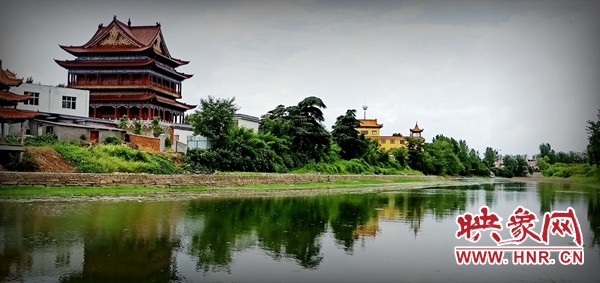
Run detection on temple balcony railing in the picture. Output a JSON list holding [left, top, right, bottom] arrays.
[[69, 80, 181, 97]]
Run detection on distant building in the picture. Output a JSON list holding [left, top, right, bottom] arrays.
[[356, 117, 424, 150]]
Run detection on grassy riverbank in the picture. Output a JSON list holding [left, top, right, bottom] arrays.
[[0, 176, 446, 199]]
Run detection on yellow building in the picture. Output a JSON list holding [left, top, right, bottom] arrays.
[[356, 118, 424, 151]]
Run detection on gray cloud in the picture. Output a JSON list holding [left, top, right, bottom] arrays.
[[1, 0, 598, 155]]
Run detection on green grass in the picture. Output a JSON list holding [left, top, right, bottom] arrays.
[[52, 143, 181, 174], [542, 163, 600, 183]]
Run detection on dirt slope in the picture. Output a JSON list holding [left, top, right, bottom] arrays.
[[26, 147, 75, 172]]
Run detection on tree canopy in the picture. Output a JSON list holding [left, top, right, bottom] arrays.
[[187, 96, 239, 148], [587, 109, 600, 167], [331, 109, 369, 160]]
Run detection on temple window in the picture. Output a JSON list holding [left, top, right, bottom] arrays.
[[372, 130, 377, 135]]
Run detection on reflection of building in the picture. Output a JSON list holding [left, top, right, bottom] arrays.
[[352, 218, 379, 238], [56, 16, 196, 124], [352, 195, 425, 238], [356, 116, 425, 151]]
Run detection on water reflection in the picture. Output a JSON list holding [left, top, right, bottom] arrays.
[[0, 182, 599, 282]]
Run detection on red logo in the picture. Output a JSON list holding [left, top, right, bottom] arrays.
[[455, 206, 584, 265]]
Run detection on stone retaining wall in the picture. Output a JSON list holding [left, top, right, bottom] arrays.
[[0, 172, 434, 187]]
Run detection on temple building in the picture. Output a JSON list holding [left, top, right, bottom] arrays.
[[0, 61, 38, 145], [56, 16, 195, 124], [356, 116, 424, 150]]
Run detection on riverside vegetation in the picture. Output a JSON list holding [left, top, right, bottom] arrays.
[[2, 98, 598, 183]]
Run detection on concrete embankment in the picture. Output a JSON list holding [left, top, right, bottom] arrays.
[[0, 172, 436, 187]]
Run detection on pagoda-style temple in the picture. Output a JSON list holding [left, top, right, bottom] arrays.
[[409, 122, 423, 138], [56, 16, 195, 123], [0, 61, 38, 145]]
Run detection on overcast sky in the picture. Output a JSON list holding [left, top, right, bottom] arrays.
[[1, 0, 599, 156]]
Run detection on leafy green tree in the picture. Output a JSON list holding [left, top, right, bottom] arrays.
[[391, 147, 409, 168], [331, 109, 369, 160], [497, 155, 528, 177], [587, 109, 600, 167], [406, 137, 425, 171], [261, 96, 330, 165], [422, 138, 463, 175], [132, 119, 142, 135], [483, 147, 498, 169], [151, 116, 164, 137], [116, 115, 129, 129], [468, 149, 490, 176], [188, 96, 239, 148], [539, 143, 556, 164]]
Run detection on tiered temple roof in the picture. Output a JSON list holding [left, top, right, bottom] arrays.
[[0, 64, 37, 121], [410, 122, 423, 133], [56, 17, 195, 123]]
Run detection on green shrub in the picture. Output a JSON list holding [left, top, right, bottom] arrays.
[[103, 136, 122, 145], [24, 134, 59, 146]]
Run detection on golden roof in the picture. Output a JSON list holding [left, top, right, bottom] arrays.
[[410, 122, 423, 133], [358, 119, 383, 128]]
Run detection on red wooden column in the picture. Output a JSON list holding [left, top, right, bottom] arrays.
[[114, 107, 117, 119], [147, 107, 152, 120], [138, 107, 142, 119], [126, 106, 130, 117], [92, 107, 97, 118]]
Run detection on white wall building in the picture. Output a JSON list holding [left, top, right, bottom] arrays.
[[12, 83, 89, 117], [234, 113, 260, 132]]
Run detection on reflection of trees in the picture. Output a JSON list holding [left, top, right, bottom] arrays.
[[61, 202, 181, 283], [329, 196, 378, 252], [185, 195, 381, 269], [255, 198, 330, 269], [1, 202, 182, 283], [187, 199, 255, 272], [587, 189, 600, 247], [537, 182, 600, 247], [537, 183, 557, 213]]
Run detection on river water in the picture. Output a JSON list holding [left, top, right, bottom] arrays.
[[1, 181, 599, 282]]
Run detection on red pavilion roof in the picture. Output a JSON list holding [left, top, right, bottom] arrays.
[[90, 93, 196, 111], [0, 68, 23, 87], [0, 108, 38, 120], [0, 91, 31, 102], [54, 58, 155, 68], [156, 95, 196, 110], [59, 17, 189, 66]]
